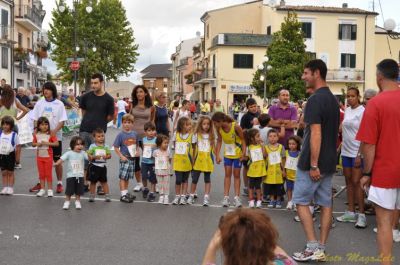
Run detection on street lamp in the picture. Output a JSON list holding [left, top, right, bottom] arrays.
[[258, 56, 272, 103], [384, 18, 400, 40]]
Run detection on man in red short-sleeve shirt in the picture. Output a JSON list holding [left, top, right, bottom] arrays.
[[356, 59, 400, 264]]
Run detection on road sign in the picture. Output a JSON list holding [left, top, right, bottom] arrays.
[[70, 61, 80, 71]]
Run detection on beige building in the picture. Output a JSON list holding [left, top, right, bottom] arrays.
[[105, 80, 135, 99], [199, 0, 400, 111], [0, 0, 13, 84]]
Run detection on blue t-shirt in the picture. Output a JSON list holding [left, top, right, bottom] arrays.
[[142, 136, 156, 164], [60, 150, 88, 179], [113, 130, 138, 158]]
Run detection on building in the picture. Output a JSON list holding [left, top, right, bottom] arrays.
[[105, 80, 135, 99], [0, 0, 14, 85], [140, 63, 172, 98], [14, 0, 46, 89], [199, 0, 400, 110]]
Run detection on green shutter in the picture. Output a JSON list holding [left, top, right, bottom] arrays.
[[351, 25, 357, 40], [350, 54, 356, 68], [338, 24, 342, 40], [340, 54, 346, 68]]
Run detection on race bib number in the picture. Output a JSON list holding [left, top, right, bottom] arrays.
[[268, 151, 281, 165], [127, 144, 136, 157], [155, 156, 168, 170], [70, 160, 83, 175], [0, 139, 11, 155], [143, 146, 153, 158], [198, 139, 210, 152], [285, 156, 298, 171], [175, 142, 187, 155], [95, 149, 107, 160], [250, 148, 263, 162], [42, 110, 53, 124], [224, 144, 236, 156]]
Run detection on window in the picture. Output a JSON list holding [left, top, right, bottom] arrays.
[[340, 53, 356, 68], [301, 22, 312, 39], [306, 52, 316, 60], [266, 26, 271, 35], [339, 24, 357, 40], [18, 33, 23, 47], [1, 47, 8, 69], [233, 54, 253, 69]]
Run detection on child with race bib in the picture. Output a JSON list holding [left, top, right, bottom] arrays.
[[189, 115, 215, 206], [153, 134, 171, 205], [284, 136, 301, 210], [211, 112, 246, 208], [172, 116, 195, 205], [141, 122, 157, 202], [264, 129, 286, 209], [245, 128, 267, 208]]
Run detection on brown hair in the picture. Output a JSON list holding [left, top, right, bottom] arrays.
[[0, 85, 15, 109], [245, 128, 259, 146], [287, 135, 302, 151], [195, 115, 215, 144], [156, 134, 169, 147], [219, 209, 278, 265], [211, 111, 234, 123], [122, 113, 134, 123], [176, 116, 190, 133]]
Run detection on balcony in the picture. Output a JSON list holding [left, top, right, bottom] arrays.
[[15, 5, 45, 31], [37, 66, 47, 81], [194, 68, 216, 85], [326, 69, 364, 83], [0, 25, 12, 42]]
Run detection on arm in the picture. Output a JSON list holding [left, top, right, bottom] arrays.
[[235, 125, 246, 160], [150, 106, 156, 123], [173, 110, 179, 129], [309, 124, 322, 181], [359, 143, 376, 190], [201, 230, 221, 265], [15, 145, 21, 164], [215, 128, 222, 164], [51, 121, 65, 136], [114, 146, 127, 161], [278, 124, 285, 139], [15, 100, 30, 120], [54, 158, 64, 166]]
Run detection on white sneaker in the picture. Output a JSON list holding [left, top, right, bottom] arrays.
[[222, 196, 230, 207], [248, 200, 255, 208], [63, 201, 70, 210], [234, 196, 242, 208], [180, 195, 187, 205], [163, 195, 169, 205], [172, 195, 180, 205], [7, 187, 13, 195], [256, 200, 262, 208], [155, 184, 160, 193], [0, 187, 7, 195], [75, 200, 82, 209], [158, 195, 164, 204], [187, 195, 194, 205], [14, 163, 22, 169], [133, 183, 143, 192], [36, 189, 46, 197], [203, 195, 210, 206], [373, 227, 377, 233], [393, 230, 400, 243], [47, 190, 54, 197], [286, 200, 294, 210]]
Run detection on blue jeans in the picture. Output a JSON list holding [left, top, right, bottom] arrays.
[[117, 112, 125, 128]]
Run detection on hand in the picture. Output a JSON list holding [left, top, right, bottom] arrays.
[[282, 170, 287, 178], [120, 156, 128, 162], [216, 156, 221, 164], [309, 168, 321, 181], [354, 156, 362, 168], [360, 176, 371, 191], [239, 155, 246, 162], [50, 130, 57, 137], [37, 142, 42, 147]]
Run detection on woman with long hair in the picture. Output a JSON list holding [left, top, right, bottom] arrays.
[[154, 91, 170, 136]]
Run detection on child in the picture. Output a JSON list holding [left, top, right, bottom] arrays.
[[141, 122, 157, 202], [55, 136, 88, 210], [113, 114, 139, 203], [189, 115, 215, 206], [172, 116, 194, 205], [32, 117, 59, 197], [87, 128, 112, 202], [284, 135, 301, 210], [253, 114, 285, 144], [153, 134, 171, 205], [245, 128, 267, 208], [211, 112, 246, 208], [264, 129, 286, 209], [173, 99, 191, 131], [0, 116, 20, 195]]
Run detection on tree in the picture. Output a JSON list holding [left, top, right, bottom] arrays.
[[48, 0, 139, 89], [251, 12, 308, 101]]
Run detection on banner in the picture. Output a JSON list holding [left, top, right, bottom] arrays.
[[62, 108, 81, 134], [16, 113, 33, 145]]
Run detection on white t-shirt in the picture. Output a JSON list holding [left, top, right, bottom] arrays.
[[253, 125, 273, 145], [0, 131, 20, 155], [341, 105, 365, 157], [32, 98, 68, 141], [117, 100, 128, 114]]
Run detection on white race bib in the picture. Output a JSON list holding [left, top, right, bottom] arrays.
[[175, 142, 187, 155], [42, 109, 53, 124], [0, 139, 12, 155], [127, 144, 136, 157], [268, 151, 281, 165], [285, 156, 298, 171], [155, 156, 168, 170], [224, 144, 236, 156], [70, 160, 83, 175], [198, 139, 210, 152], [94, 149, 107, 161], [250, 148, 263, 162], [143, 146, 153, 158]]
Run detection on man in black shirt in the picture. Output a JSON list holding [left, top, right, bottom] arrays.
[[292, 60, 340, 262]]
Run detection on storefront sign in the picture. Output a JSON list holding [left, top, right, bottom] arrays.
[[229, 85, 256, 93]]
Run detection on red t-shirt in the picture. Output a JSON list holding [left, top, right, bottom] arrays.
[[356, 89, 400, 188]]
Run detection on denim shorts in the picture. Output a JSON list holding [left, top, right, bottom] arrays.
[[292, 169, 333, 207], [223, 157, 242, 169]]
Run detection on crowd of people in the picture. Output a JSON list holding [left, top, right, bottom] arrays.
[[0, 58, 399, 264]]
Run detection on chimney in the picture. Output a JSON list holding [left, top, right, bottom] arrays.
[[280, 0, 285, 6], [342, 3, 348, 8]]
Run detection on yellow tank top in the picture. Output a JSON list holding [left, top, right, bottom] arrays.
[[193, 133, 214, 172], [219, 122, 242, 159], [173, 133, 193, 172], [285, 150, 299, 181], [264, 144, 284, 184], [247, 144, 267, 177]]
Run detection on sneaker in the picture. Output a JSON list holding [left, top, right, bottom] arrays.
[[275, 201, 282, 209], [36, 189, 46, 197], [63, 201, 70, 210], [355, 214, 367, 229], [203, 195, 210, 206], [147, 193, 156, 202], [222, 196, 230, 207], [295, 214, 317, 222], [155, 184, 160, 193], [29, 183, 41, 192], [256, 200, 262, 208], [313, 204, 321, 213], [56, 183, 63, 194], [120, 195, 133, 203], [14, 163, 22, 169], [286, 201, 294, 210], [133, 183, 143, 192], [336, 211, 357, 223], [142, 188, 149, 199], [47, 190, 53, 197], [394, 230, 400, 243], [180, 195, 187, 205], [249, 200, 255, 208], [127, 193, 136, 201], [104, 194, 111, 202], [97, 186, 105, 195], [172, 195, 180, 205], [89, 194, 95, 202], [242, 187, 249, 196], [193, 193, 198, 199], [187, 195, 194, 205], [163, 195, 169, 205], [75, 200, 82, 209], [292, 247, 326, 262], [158, 195, 164, 204], [0, 187, 7, 195], [267, 200, 275, 208], [7, 187, 13, 195], [373, 227, 377, 233], [262, 197, 270, 205], [234, 196, 242, 208]]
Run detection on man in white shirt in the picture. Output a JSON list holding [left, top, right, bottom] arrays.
[[116, 98, 128, 128]]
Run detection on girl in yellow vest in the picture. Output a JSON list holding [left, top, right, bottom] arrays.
[[211, 112, 246, 208], [172, 116, 195, 205], [264, 129, 286, 209], [245, 128, 267, 208], [188, 115, 215, 206], [284, 135, 301, 210]]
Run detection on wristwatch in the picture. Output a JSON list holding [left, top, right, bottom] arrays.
[[310, 165, 319, 171], [363, 172, 372, 177]]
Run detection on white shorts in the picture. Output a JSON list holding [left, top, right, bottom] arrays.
[[368, 186, 400, 210]]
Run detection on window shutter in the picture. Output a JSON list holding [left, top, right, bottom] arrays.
[[351, 25, 357, 40], [350, 54, 356, 68], [340, 54, 346, 68], [338, 24, 342, 40]]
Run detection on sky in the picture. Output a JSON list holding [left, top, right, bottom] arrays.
[[41, 0, 399, 84]]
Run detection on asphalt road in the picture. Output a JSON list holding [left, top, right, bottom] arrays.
[[0, 127, 399, 265]]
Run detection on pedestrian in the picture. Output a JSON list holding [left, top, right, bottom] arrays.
[[16, 87, 31, 108], [32, 117, 59, 197], [189, 115, 215, 206], [172, 116, 194, 205], [113, 114, 138, 203], [30, 82, 67, 194], [213, 99, 224, 113], [362, 89, 378, 106], [212, 112, 246, 208], [357, 59, 400, 264], [0, 116, 20, 195], [245, 128, 267, 209], [56, 136, 88, 210], [172, 99, 190, 131], [200, 100, 210, 115], [284, 135, 301, 210], [253, 113, 285, 145], [336, 87, 366, 228], [86, 128, 112, 203], [141, 122, 157, 202], [291, 59, 340, 262], [154, 91, 170, 136], [116, 97, 128, 128], [153, 134, 171, 205]]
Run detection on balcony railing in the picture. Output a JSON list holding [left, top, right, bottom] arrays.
[[0, 25, 11, 40], [15, 5, 43, 29], [179, 57, 188, 66], [193, 69, 216, 83], [326, 69, 364, 82]]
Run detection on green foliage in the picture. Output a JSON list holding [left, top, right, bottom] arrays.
[[48, 0, 139, 88], [251, 12, 308, 100]]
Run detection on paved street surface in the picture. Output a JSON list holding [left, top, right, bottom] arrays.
[[0, 127, 399, 265]]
